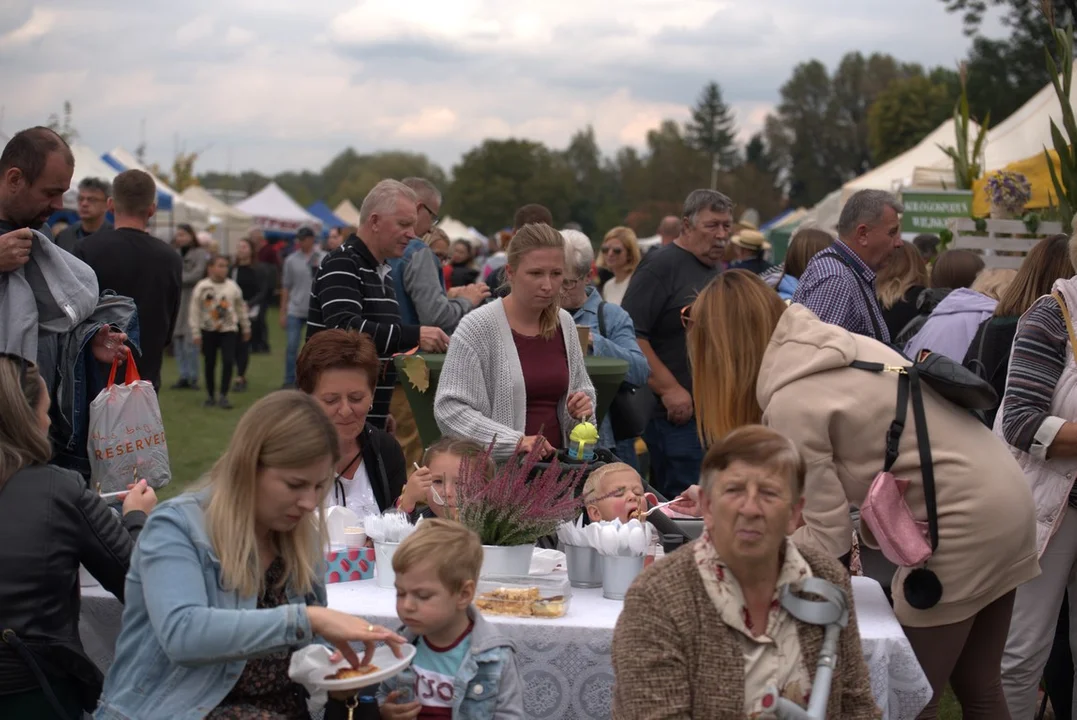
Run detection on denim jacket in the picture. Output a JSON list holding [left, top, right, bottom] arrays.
[[379, 606, 524, 720], [570, 287, 650, 448], [389, 238, 445, 327], [94, 490, 325, 720]]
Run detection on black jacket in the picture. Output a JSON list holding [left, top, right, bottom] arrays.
[[329, 424, 406, 512], [963, 315, 1020, 427], [0, 464, 145, 708]]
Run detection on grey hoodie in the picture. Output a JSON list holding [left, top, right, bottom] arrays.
[[0, 228, 99, 362]]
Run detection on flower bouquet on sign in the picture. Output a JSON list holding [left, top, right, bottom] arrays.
[[985, 170, 1032, 219], [456, 436, 588, 577]]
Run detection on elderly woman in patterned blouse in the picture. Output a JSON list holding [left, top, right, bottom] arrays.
[[611, 425, 879, 719]]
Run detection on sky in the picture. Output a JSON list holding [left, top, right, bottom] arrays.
[[0, 0, 1008, 177]]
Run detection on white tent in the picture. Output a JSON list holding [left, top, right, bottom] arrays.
[[799, 189, 843, 233], [181, 186, 252, 256], [233, 182, 321, 233], [334, 199, 361, 226], [842, 119, 980, 201], [101, 146, 210, 236], [979, 60, 1077, 171], [436, 215, 488, 250], [64, 143, 119, 210]]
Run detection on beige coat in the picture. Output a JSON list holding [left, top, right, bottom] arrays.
[[757, 304, 1039, 627]]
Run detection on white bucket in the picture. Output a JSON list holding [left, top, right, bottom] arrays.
[[374, 541, 400, 589]]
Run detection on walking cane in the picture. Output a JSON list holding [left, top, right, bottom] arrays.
[[762, 577, 850, 720]]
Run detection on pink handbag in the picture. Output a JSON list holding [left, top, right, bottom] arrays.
[[860, 472, 931, 567]]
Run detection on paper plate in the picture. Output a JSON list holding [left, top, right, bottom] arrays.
[[311, 643, 417, 691]]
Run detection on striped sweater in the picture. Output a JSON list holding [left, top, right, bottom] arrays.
[[307, 237, 421, 430]]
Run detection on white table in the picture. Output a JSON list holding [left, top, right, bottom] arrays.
[[84, 574, 931, 719]]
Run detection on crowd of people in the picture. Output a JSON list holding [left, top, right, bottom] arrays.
[[0, 123, 1074, 720]]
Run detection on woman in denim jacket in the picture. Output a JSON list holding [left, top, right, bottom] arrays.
[[95, 391, 405, 720]]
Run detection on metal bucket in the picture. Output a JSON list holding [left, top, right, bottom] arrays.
[[565, 544, 603, 588], [602, 554, 644, 600]]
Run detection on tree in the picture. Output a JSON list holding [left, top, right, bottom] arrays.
[[868, 74, 955, 163], [941, 0, 1075, 35], [46, 101, 78, 143], [685, 81, 739, 182], [744, 133, 773, 175], [448, 139, 576, 233], [561, 126, 626, 238], [830, 52, 914, 176]]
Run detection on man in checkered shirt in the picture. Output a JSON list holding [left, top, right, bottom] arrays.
[[791, 189, 904, 344]]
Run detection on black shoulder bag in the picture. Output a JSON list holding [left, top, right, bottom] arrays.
[[851, 361, 943, 610], [597, 301, 654, 441]]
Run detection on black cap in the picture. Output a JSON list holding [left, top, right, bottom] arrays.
[[296, 226, 316, 240]]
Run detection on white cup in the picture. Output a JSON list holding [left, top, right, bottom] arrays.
[[344, 526, 367, 549]]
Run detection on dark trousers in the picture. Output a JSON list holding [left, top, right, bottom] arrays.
[[642, 416, 705, 498], [249, 310, 270, 353], [202, 331, 237, 399], [235, 335, 251, 378]]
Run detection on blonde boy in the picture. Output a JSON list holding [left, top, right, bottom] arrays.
[[379, 520, 523, 719], [583, 462, 647, 524]]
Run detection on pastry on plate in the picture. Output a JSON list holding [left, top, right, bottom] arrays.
[[326, 664, 378, 681]]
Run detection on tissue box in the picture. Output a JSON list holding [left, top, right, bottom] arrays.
[[325, 547, 375, 584]]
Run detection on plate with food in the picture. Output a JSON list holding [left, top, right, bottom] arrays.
[[312, 643, 417, 691]]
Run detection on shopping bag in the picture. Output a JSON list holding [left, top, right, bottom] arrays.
[[87, 348, 171, 493]]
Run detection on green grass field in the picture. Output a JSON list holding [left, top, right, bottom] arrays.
[[154, 308, 965, 718]]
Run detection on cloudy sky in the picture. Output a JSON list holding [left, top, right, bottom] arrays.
[[0, 0, 1006, 177]]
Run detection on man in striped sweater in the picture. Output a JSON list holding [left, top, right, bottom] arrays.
[[306, 180, 449, 430]]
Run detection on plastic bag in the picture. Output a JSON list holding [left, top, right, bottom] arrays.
[[87, 348, 171, 493]]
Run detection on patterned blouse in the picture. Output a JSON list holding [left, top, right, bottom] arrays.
[[207, 557, 310, 720]]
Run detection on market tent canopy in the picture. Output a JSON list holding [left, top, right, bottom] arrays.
[[980, 60, 1077, 172], [181, 186, 253, 255], [842, 119, 979, 201], [800, 189, 842, 233], [234, 182, 321, 233], [306, 201, 346, 229], [334, 199, 361, 226], [101, 147, 210, 231], [65, 143, 119, 210]]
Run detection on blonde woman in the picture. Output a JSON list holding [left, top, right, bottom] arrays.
[[95, 392, 405, 720], [599, 226, 641, 306], [970, 267, 1018, 302], [435, 224, 596, 461], [875, 242, 930, 340]]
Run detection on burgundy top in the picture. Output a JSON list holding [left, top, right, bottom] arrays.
[[512, 328, 569, 448]]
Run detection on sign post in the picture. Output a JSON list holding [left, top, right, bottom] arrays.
[[900, 190, 973, 234]]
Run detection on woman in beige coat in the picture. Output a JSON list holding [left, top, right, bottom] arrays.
[[683, 270, 1039, 720]]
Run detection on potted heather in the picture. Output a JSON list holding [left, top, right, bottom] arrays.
[[985, 170, 1032, 219], [456, 437, 588, 577]]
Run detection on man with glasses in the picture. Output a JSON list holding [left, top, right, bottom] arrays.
[[621, 189, 732, 497], [386, 177, 487, 467], [55, 177, 112, 254]]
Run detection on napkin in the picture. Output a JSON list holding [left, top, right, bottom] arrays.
[[288, 644, 335, 713]]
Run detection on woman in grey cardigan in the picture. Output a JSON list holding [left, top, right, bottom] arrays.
[[435, 224, 595, 461]]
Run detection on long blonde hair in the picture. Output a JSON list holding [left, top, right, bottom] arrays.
[[0, 355, 51, 487], [876, 242, 929, 309], [506, 223, 565, 339], [599, 227, 641, 272], [205, 391, 339, 597], [688, 271, 787, 446]]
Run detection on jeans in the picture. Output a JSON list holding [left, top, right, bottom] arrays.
[[642, 416, 704, 498], [613, 437, 641, 473], [173, 335, 199, 382], [284, 315, 306, 385]]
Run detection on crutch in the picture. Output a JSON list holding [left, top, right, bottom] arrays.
[[761, 577, 850, 720]]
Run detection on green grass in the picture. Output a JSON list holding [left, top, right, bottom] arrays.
[[157, 309, 968, 718], [156, 307, 290, 501]]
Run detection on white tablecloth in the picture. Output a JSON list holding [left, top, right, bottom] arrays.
[[83, 574, 931, 719]]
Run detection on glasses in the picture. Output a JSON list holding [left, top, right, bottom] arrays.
[[561, 277, 586, 290], [680, 304, 693, 329], [601, 246, 624, 256], [420, 203, 440, 227]]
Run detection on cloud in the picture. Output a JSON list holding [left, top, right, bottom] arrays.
[[0, 0, 1009, 177]]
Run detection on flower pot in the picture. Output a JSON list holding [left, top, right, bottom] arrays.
[[565, 544, 603, 588], [480, 544, 534, 578], [374, 541, 400, 589], [990, 203, 1024, 220]]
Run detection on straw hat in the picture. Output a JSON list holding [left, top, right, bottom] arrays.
[[731, 227, 771, 252]]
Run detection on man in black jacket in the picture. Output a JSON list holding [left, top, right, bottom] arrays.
[[307, 179, 449, 431], [54, 177, 112, 254], [75, 169, 182, 389]]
